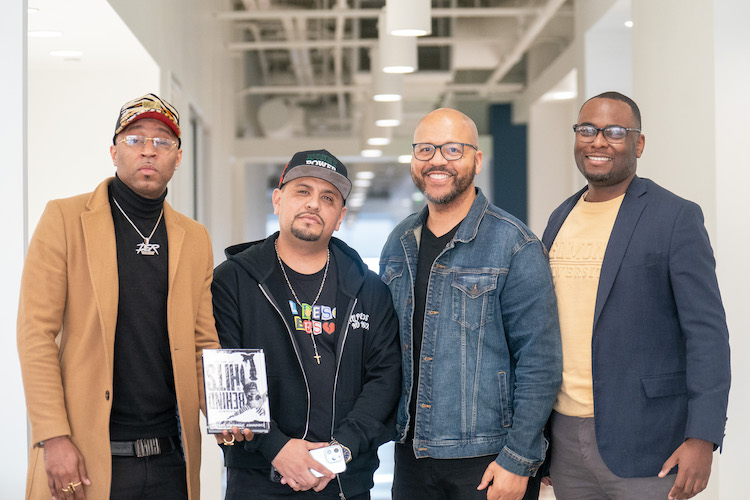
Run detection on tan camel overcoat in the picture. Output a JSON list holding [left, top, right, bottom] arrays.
[[17, 178, 220, 499]]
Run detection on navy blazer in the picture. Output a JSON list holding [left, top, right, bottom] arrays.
[[542, 176, 730, 478]]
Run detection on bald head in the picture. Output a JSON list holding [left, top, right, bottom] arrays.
[[414, 108, 479, 146]]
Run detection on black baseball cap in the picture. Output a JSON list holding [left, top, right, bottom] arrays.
[[278, 149, 352, 201]]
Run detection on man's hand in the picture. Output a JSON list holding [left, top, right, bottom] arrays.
[[214, 427, 254, 446], [477, 461, 529, 500], [44, 436, 91, 500], [272, 439, 335, 492], [659, 438, 714, 499]]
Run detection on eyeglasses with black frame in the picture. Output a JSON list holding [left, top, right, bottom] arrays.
[[412, 142, 478, 161], [118, 135, 178, 151], [573, 124, 641, 144]]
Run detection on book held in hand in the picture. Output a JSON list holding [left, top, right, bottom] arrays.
[[203, 348, 271, 434]]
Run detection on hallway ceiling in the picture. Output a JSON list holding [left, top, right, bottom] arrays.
[[223, 0, 575, 148], [27, 0, 578, 217]]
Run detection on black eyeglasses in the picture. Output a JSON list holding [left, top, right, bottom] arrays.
[[412, 142, 478, 161], [573, 124, 641, 144]]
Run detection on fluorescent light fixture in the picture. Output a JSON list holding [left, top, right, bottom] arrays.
[[378, 9, 417, 74], [50, 50, 83, 57], [28, 31, 63, 38], [386, 0, 431, 37], [356, 171, 375, 179], [354, 179, 372, 188], [361, 149, 383, 158], [624, 20, 634, 28], [398, 154, 412, 164]]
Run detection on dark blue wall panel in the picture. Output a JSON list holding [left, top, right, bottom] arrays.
[[489, 103, 528, 223]]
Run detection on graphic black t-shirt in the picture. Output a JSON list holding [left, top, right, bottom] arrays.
[[407, 221, 461, 442], [276, 252, 339, 443]]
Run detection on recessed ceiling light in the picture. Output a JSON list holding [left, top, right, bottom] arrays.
[[29, 31, 63, 38], [361, 149, 383, 158], [354, 179, 372, 188], [624, 20, 633, 28], [373, 93, 402, 102], [541, 90, 576, 102], [375, 118, 401, 127], [397, 155, 412, 164], [367, 137, 390, 146], [50, 50, 83, 58], [356, 171, 375, 180]]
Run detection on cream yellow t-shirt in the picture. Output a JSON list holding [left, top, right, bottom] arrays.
[[549, 192, 624, 417]]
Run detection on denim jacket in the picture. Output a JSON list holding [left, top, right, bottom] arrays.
[[379, 189, 562, 476]]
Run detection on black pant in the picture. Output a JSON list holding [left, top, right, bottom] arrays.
[[392, 443, 540, 500], [110, 448, 187, 500], [225, 467, 370, 500]]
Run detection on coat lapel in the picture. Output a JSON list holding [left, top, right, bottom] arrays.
[[164, 202, 185, 292], [80, 179, 119, 362], [593, 177, 648, 329]]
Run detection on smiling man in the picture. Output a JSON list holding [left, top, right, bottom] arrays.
[[212, 150, 401, 499], [380, 108, 562, 500], [542, 92, 731, 500], [17, 94, 231, 500]]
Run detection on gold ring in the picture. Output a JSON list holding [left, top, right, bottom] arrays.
[[222, 434, 236, 446], [61, 487, 70, 493], [72, 481, 82, 489]]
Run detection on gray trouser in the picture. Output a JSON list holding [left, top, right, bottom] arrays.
[[549, 412, 676, 500]]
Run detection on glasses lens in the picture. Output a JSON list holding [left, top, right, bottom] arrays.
[[440, 143, 464, 160], [603, 126, 628, 142], [413, 143, 436, 160], [124, 135, 146, 146], [574, 126, 597, 142], [154, 138, 175, 150]]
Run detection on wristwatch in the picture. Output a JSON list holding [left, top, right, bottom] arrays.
[[330, 439, 352, 463]]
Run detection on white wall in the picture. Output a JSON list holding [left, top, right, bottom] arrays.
[[527, 99, 577, 237], [1, 2, 30, 497], [27, 66, 160, 231], [712, 1, 750, 498], [632, 1, 717, 236]]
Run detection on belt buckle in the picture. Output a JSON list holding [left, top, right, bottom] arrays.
[[134, 437, 161, 457]]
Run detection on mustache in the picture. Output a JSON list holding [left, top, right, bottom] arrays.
[[294, 211, 323, 223], [423, 166, 454, 175]]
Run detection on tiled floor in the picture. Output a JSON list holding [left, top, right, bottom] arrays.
[[371, 442, 557, 499]]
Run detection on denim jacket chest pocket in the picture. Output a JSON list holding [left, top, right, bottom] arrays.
[[381, 260, 406, 303], [450, 269, 502, 330]]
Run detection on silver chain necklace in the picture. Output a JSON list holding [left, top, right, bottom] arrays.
[[275, 239, 330, 364], [113, 198, 164, 256]]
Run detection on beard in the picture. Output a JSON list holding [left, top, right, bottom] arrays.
[[412, 167, 475, 205], [290, 215, 323, 242]]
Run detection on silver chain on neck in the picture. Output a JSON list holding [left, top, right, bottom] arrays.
[[274, 239, 330, 364], [112, 197, 164, 256]]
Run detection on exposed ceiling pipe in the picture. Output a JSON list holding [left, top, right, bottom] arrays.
[[333, 10, 347, 123], [237, 82, 523, 96], [217, 6, 572, 21], [280, 17, 311, 91], [484, 0, 567, 88]]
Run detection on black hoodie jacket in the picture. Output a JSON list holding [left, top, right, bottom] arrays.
[[212, 233, 401, 497]]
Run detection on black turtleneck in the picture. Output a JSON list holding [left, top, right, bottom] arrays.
[[108, 176, 177, 441]]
